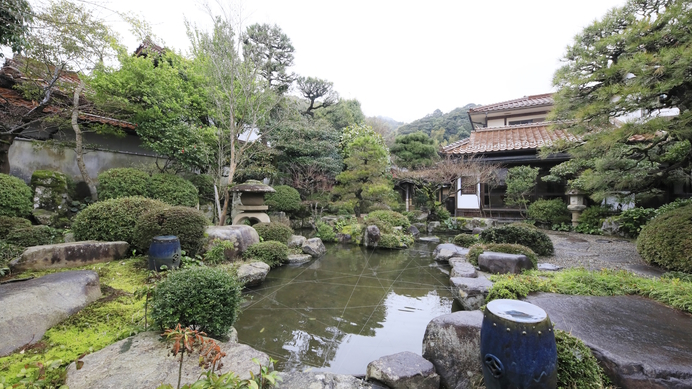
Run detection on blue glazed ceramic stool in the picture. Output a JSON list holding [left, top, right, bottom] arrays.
[[148, 235, 181, 271], [481, 299, 557, 389]]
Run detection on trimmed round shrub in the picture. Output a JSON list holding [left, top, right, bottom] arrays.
[[0, 216, 32, 237], [148, 173, 199, 207], [527, 198, 570, 226], [71, 196, 167, 244], [6, 225, 62, 247], [377, 232, 414, 249], [637, 203, 692, 272], [453, 233, 478, 248], [134, 206, 208, 256], [186, 174, 215, 203], [252, 222, 293, 244], [575, 205, 612, 234], [480, 225, 554, 256], [243, 241, 288, 268], [264, 185, 301, 213], [555, 329, 605, 388], [367, 210, 410, 229], [97, 168, 150, 200], [467, 243, 537, 268], [316, 222, 336, 243], [0, 173, 33, 218], [150, 267, 242, 336]]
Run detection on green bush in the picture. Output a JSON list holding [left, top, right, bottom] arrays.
[[480, 225, 554, 256], [367, 210, 410, 229], [637, 203, 692, 272], [243, 241, 289, 268], [147, 173, 199, 207], [527, 198, 570, 226], [185, 174, 215, 203], [6, 225, 62, 247], [377, 232, 414, 249], [316, 222, 336, 243], [467, 243, 537, 268], [204, 239, 235, 265], [0, 216, 32, 237], [575, 205, 612, 234], [0, 241, 24, 269], [133, 206, 208, 256], [71, 196, 167, 245], [264, 185, 301, 213], [617, 207, 657, 237], [655, 198, 692, 218], [0, 173, 33, 218], [252, 222, 293, 244], [97, 168, 150, 200], [555, 329, 606, 389], [151, 267, 242, 337], [453, 233, 478, 248]]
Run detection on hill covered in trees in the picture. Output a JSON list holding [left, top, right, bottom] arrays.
[[396, 103, 478, 146]]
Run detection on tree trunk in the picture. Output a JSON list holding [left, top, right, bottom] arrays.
[[0, 134, 16, 175], [72, 80, 98, 201]]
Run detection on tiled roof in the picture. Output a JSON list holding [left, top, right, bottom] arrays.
[[134, 38, 166, 57], [469, 93, 554, 113], [441, 122, 578, 155]]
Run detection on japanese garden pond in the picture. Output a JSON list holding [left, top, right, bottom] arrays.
[[234, 240, 456, 375]]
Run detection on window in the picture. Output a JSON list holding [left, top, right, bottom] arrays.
[[460, 176, 477, 194], [508, 119, 533, 125]]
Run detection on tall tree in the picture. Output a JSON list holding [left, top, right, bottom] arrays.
[[390, 131, 438, 169], [0, 0, 32, 56], [297, 76, 336, 116], [243, 23, 295, 94], [314, 98, 365, 131], [505, 166, 539, 213], [549, 0, 692, 202]]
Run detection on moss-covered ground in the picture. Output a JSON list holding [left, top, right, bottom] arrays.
[[0, 257, 149, 387]]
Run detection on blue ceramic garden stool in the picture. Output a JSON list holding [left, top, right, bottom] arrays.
[[480, 299, 557, 389], [148, 235, 181, 271]]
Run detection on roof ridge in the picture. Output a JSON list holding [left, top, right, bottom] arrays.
[[474, 121, 557, 131], [469, 93, 553, 113]]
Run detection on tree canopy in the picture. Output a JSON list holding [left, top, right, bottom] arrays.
[[0, 0, 32, 56], [390, 131, 438, 169], [549, 0, 692, 202], [396, 104, 477, 146], [297, 76, 337, 116], [243, 23, 295, 94]]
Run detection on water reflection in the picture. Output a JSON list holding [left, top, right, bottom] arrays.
[[234, 242, 454, 375]]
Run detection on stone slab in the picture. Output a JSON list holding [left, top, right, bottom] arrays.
[[417, 236, 440, 243], [287, 253, 312, 264], [478, 251, 532, 274], [236, 261, 270, 287], [277, 371, 376, 388], [0, 270, 101, 356], [450, 276, 493, 310], [366, 351, 439, 389], [525, 293, 692, 389], [10, 241, 129, 272], [450, 261, 478, 278], [432, 243, 469, 263]]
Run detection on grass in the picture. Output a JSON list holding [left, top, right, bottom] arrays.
[[0, 258, 149, 387]]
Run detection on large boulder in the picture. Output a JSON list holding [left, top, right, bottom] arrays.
[[277, 371, 377, 389], [236, 261, 270, 287], [65, 331, 270, 389], [302, 237, 327, 257], [449, 276, 493, 310], [366, 351, 440, 389], [205, 225, 260, 260], [422, 311, 484, 389], [525, 293, 692, 389], [478, 251, 533, 274], [0, 271, 101, 357], [363, 225, 381, 248], [427, 221, 441, 233], [287, 234, 306, 248], [433, 244, 469, 263], [9, 241, 129, 272], [30, 170, 69, 212], [407, 225, 420, 239]]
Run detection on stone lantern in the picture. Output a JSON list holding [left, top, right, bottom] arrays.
[[566, 189, 587, 226], [229, 180, 276, 225]]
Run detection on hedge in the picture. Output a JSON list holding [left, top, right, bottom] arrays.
[[133, 206, 208, 256], [264, 185, 301, 213], [367, 210, 410, 229], [243, 241, 289, 268], [97, 168, 150, 200], [0, 173, 33, 218], [6, 225, 62, 247], [527, 198, 570, 226], [452, 233, 478, 248], [147, 173, 199, 207], [467, 243, 537, 268], [480, 225, 554, 256], [0, 216, 32, 237], [637, 203, 692, 272], [252, 222, 293, 244]]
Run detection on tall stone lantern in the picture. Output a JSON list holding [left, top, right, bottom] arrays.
[[566, 189, 587, 226], [229, 180, 276, 225]]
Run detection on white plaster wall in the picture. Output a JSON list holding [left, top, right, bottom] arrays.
[[487, 118, 505, 128], [456, 178, 481, 209]]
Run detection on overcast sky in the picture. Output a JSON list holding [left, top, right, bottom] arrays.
[[57, 0, 628, 123]]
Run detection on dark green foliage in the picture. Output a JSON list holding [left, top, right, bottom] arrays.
[[252, 222, 293, 244], [453, 233, 478, 248], [0, 216, 31, 236], [390, 132, 437, 169], [655, 198, 692, 218], [147, 173, 199, 207], [554, 329, 606, 389], [0, 173, 33, 218], [264, 185, 301, 213], [71, 196, 167, 244], [243, 241, 288, 268], [396, 104, 476, 146], [367, 210, 410, 229], [134, 206, 208, 256], [97, 168, 150, 200], [467, 243, 537, 268], [6, 225, 62, 247], [617, 207, 657, 237], [527, 198, 570, 226], [151, 267, 242, 337], [377, 232, 414, 249], [204, 240, 235, 265], [0, 0, 33, 56], [637, 204, 692, 272], [185, 174, 215, 203], [505, 166, 539, 211], [315, 222, 336, 243], [575, 205, 612, 234], [480, 225, 554, 256], [0, 242, 23, 269]]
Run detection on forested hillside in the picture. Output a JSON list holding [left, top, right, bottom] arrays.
[[396, 103, 478, 146]]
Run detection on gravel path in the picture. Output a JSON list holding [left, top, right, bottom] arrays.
[[539, 231, 666, 277]]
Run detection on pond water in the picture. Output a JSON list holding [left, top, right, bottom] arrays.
[[234, 241, 456, 375]]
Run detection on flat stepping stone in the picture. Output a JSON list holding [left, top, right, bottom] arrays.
[[449, 276, 493, 310], [366, 351, 440, 389], [10, 241, 129, 272], [286, 253, 312, 264], [478, 251, 533, 274], [538, 263, 562, 271], [0, 271, 101, 356], [432, 243, 469, 262], [525, 293, 692, 388], [450, 261, 477, 278], [236, 261, 270, 286], [277, 371, 378, 388], [418, 236, 440, 243]]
